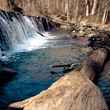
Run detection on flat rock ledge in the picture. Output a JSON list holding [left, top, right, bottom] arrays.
[[8, 48, 109, 110]]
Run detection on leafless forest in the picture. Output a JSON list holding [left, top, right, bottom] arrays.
[[0, 0, 110, 24]]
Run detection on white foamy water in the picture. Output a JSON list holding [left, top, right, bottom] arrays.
[[13, 34, 47, 52], [43, 32, 58, 39], [0, 11, 53, 54]]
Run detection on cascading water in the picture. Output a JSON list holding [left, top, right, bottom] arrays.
[[0, 10, 54, 57]]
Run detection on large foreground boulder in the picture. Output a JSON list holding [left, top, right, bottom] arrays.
[[9, 48, 108, 110]]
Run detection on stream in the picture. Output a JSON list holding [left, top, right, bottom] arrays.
[[0, 31, 89, 108]]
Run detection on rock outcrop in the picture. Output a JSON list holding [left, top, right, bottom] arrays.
[[8, 48, 108, 110]]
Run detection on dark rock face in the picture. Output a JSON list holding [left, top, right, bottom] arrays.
[[87, 30, 110, 107], [13, 6, 23, 14], [37, 16, 54, 31], [88, 32, 110, 49]]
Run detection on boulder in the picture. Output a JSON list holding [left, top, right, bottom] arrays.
[[81, 48, 108, 80]]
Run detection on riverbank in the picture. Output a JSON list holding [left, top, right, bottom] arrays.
[[50, 16, 110, 50], [50, 16, 110, 38]]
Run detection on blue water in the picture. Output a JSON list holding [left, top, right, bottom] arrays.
[[0, 32, 88, 108]]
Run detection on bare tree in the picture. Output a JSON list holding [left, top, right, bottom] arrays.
[[3, 0, 110, 24], [102, 8, 108, 24], [91, 0, 98, 15], [85, 0, 90, 16], [74, 0, 80, 21], [66, 0, 70, 22]]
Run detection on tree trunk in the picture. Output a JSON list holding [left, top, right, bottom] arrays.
[[85, 0, 90, 16], [66, 0, 70, 23], [56, 0, 59, 10], [102, 8, 108, 24], [91, 0, 98, 15], [74, 0, 79, 22], [47, 0, 49, 13]]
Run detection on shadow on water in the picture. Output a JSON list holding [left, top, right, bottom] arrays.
[[0, 62, 17, 109]]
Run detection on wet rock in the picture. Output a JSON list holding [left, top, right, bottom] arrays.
[[30, 16, 55, 32], [9, 48, 108, 110], [71, 24, 99, 39], [88, 31, 110, 49], [81, 48, 108, 80], [40, 17, 54, 31], [13, 6, 23, 14]]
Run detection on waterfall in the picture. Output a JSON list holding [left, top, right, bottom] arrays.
[[0, 10, 54, 56]]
